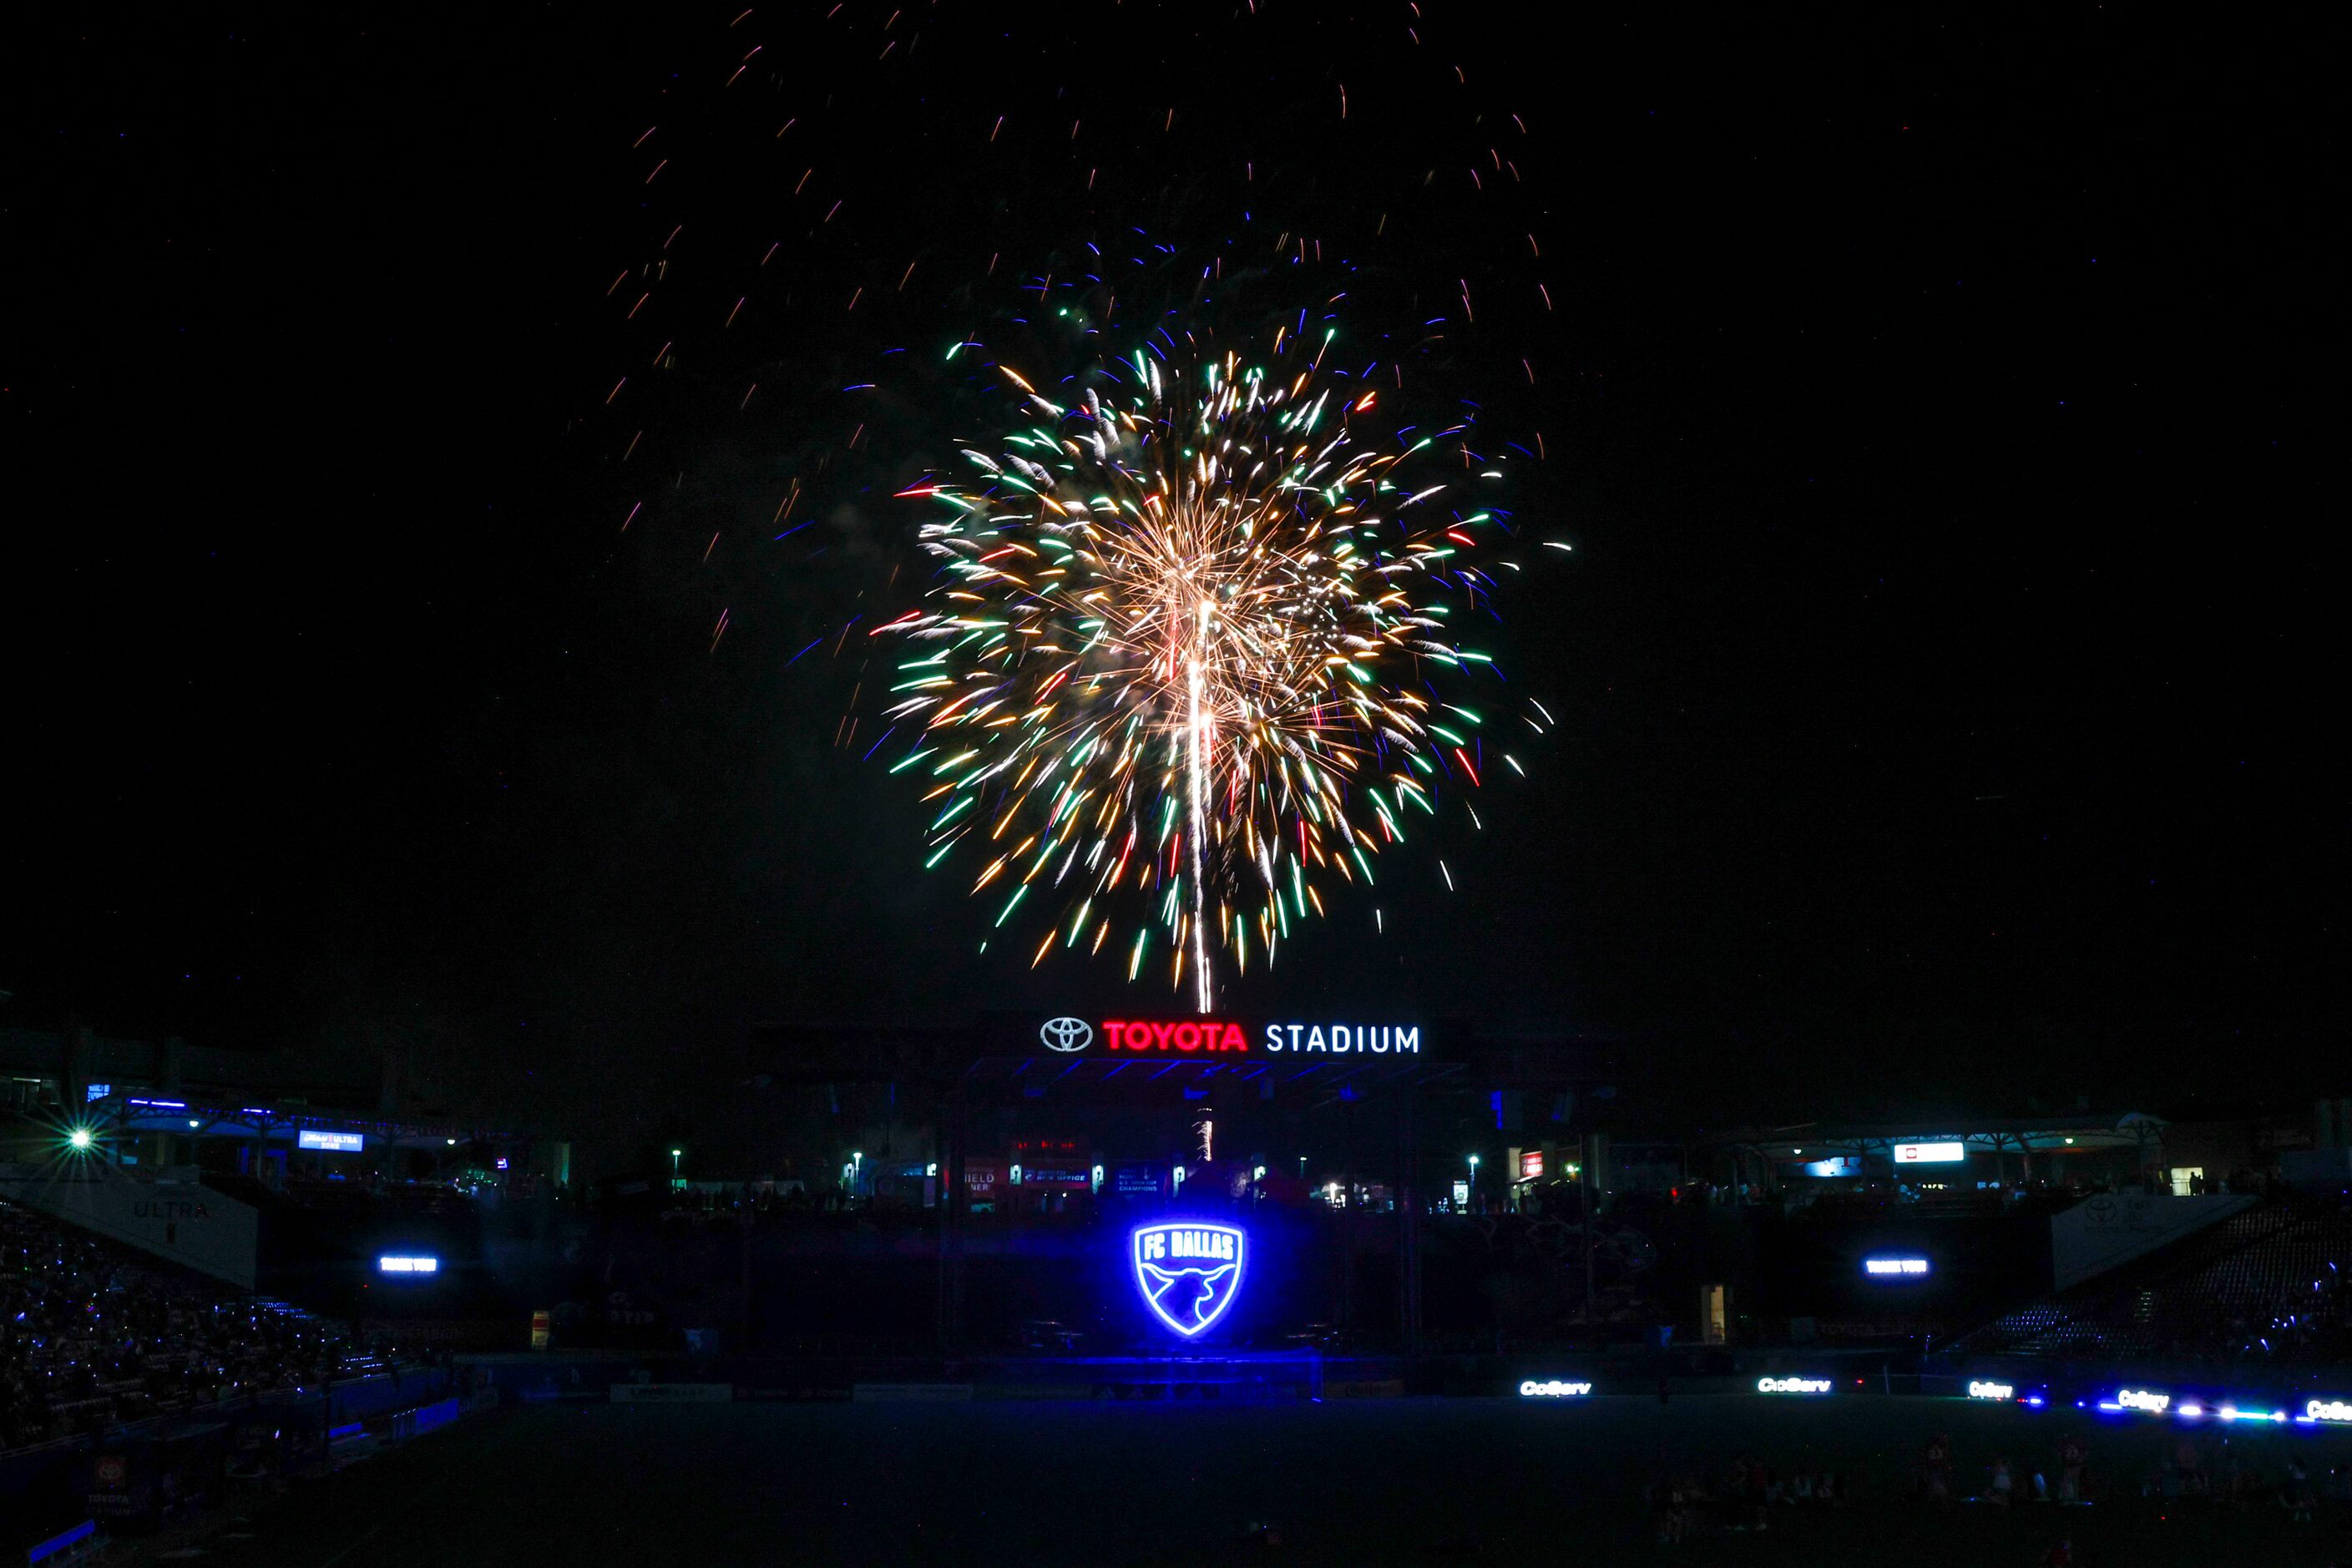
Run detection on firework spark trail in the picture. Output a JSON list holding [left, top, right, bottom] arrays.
[[584, 7, 1571, 1001], [884, 326, 1525, 1005]]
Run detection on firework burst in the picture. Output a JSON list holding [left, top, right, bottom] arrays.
[[882, 319, 1526, 1009]]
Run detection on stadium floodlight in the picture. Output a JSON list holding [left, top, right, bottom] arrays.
[[68, 1128, 94, 1151]]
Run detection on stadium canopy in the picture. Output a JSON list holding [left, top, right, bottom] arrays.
[[1698, 1111, 2166, 1164], [948, 1050, 1464, 1110]]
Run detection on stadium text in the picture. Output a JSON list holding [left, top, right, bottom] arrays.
[[1057, 1019, 1424, 1055]]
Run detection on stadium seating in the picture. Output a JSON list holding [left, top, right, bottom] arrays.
[[1955, 1196, 2352, 1361], [1, 1196, 384, 1452]]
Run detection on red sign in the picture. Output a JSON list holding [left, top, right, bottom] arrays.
[[1103, 1019, 1252, 1053], [1520, 1151, 1545, 1180]]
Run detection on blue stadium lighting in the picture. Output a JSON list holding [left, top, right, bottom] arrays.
[[2215, 1404, 2288, 1424], [1130, 1222, 1247, 1339], [377, 1255, 439, 1275]]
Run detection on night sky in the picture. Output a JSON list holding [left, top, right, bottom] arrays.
[[8, 5, 2334, 1134]]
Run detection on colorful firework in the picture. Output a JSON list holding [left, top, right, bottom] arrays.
[[880, 313, 1534, 1009]]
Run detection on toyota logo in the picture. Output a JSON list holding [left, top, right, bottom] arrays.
[[1040, 1017, 1094, 1053]]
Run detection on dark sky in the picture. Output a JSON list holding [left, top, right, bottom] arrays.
[[8, 4, 2336, 1128]]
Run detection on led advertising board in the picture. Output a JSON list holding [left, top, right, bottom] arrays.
[[377, 1255, 438, 1274], [297, 1130, 365, 1152], [2308, 1399, 2352, 1424], [1519, 1380, 1591, 1398], [1034, 1016, 1424, 1057], [1130, 1222, 1247, 1338], [1968, 1380, 2015, 1400], [1892, 1141, 1967, 1164], [1757, 1377, 1833, 1394], [1864, 1257, 1931, 1277]]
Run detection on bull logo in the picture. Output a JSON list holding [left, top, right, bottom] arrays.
[[1039, 1017, 1094, 1053], [1130, 1222, 1247, 1338]]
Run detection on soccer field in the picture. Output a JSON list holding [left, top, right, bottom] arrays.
[[190, 1395, 2347, 1565]]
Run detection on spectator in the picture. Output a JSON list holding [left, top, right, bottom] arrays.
[[2, 1197, 372, 1452]]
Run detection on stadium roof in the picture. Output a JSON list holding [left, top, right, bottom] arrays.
[[948, 1051, 1464, 1109], [1696, 1111, 2165, 1159]]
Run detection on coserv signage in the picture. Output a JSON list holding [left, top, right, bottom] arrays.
[[1519, 1379, 1591, 1398], [1757, 1377, 1833, 1394], [1892, 1141, 1967, 1164], [298, 1130, 365, 1152], [1036, 1017, 1424, 1056]]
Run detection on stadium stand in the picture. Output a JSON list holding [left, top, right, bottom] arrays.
[[1955, 1195, 2352, 1362], [1, 1196, 394, 1452]]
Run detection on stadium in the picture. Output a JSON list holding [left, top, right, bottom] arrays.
[[8, 1016, 2352, 1564], [9, 2, 2329, 1565]]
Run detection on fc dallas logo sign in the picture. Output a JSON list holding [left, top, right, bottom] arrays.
[[1130, 1222, 1248, 1339]]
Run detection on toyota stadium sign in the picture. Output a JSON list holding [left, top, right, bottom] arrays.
[[1032, 1016, 1425, 1056]]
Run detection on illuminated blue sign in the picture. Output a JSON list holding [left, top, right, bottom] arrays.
[[1110, 1164, 1161, 1196], [85, 1084, 111, 1102], [1130, 1222, 1247, 1339], [377, 1255, 438, 1274], [299, 1130, 365, 1152], [1864, 1257, 1930, 1277]]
